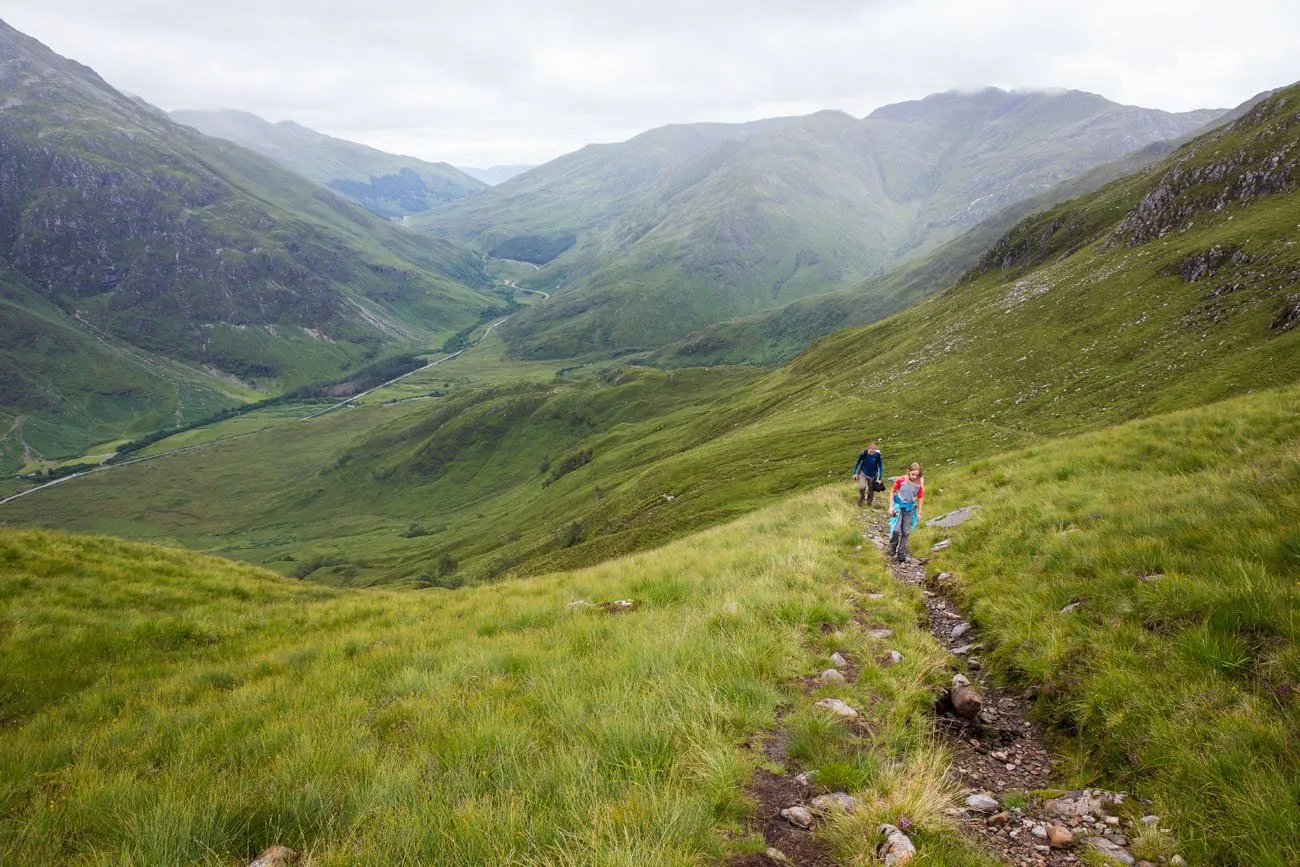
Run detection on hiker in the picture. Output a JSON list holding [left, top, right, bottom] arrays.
[[852, 443, 884, 506], [888, 463, 924, 563]]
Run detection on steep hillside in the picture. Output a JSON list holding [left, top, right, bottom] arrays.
[[420, 89, 1222, 358], [170, 109, 487, 217], [0, 19, 499, 461], [905, 384, 1300, 867], [5, 81, 1296, 587]]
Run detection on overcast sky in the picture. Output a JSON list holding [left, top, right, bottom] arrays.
[[6, 1, 1298, 167]]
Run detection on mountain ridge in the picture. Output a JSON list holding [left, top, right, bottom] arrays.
[[418, 87, 1225, 358], [169, 108, 487, 217]]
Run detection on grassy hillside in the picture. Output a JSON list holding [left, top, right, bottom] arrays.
[[170, 110, 487, 218], [0, 492, 986, 865], [3, 383, 1298, 863], [908, 384, 1300, 866], [419, 89, 1221, 358], [0, 19, 499, 461]]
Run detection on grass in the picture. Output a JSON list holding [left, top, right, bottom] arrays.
[[0, 488, 981, 865], [909, 383, 1300, 866]]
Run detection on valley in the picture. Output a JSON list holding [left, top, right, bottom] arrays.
[[1, 12, 1298, 867]]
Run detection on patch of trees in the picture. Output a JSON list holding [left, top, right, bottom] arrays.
[[108, 354, 425, 463], [544, 447, 593, 486], [489, 234, 576, 265]]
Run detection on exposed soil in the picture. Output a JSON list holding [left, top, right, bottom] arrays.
[[871, 511, 1086, 867], [728, 768, 841, 867]]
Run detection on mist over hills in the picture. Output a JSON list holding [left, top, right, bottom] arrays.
[[420, 88, 1225, 358], [0, 19, 498, 465], [170, 109, 488, 217]]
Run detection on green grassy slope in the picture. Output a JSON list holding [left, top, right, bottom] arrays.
[[0, 269, 253, 474], [909, 384, 1300, 866], [0, 19, 499, 460], [4, 384, 1298, 863], [0, 491, 988, 865], [6, 81, 1294, 586], [420, 89, 1221, 358], [170, 109, 487, 218]]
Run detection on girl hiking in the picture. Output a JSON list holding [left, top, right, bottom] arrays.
[[888, 463, 924, 563]]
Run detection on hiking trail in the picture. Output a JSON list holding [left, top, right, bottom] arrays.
[[870, 508, 1171, 867]]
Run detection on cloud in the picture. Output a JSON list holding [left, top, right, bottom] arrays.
[[4, 0, 1297, 165]]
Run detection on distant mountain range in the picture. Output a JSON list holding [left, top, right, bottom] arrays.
[[417, 90, 1225, 358], [457, 164, 537, 186], [0, 18, 498, 465], [170, 109, 487, 218]]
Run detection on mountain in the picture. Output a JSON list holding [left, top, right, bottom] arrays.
[[418, 89, 1224, 358], [12, 79, 1297, 585], [0, 19, 499, 466], [170, 109, 487, 218], [457, 164, 536, 185]]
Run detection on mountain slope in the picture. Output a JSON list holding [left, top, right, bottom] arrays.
[[0, 19, 498, 461], [170, 109, 487, 217], [419, 89, 1223, 358]]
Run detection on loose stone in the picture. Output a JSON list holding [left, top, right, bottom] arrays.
[[1047, 825, 1075, 850], [814, 698, 859, 719], [249, 847, 299, 867], [876, 824, 917, 865], [1085, 837, 1135, 865], [818, 668, 846, 685], [830, 652, 850, 667], [780, 805, 815, 829], [966, 793, 1000, 814]]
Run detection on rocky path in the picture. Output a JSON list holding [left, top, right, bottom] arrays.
[[870, 511, 1177, 867]]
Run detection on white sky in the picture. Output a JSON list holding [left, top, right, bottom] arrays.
[[5, 1, 1297, 166]]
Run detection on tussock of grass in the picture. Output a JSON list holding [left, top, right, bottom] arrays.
[[913, 383, 1300, 866]]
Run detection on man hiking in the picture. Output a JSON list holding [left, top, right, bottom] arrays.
[[852, 443, 884, 507]]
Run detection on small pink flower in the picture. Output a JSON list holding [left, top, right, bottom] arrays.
[[897, 814, 913, 830]]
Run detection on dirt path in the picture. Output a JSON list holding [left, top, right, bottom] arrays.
[[869, 511, 1141, 867]]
